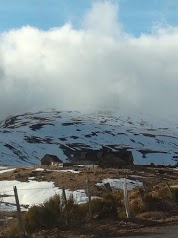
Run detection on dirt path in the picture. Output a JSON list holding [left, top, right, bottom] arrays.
[[126, 224, 178, 237]]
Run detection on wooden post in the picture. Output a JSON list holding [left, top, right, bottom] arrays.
[[13, 186, 27, 236], [86, 177, 92, 218], [62, 186, 67, 206], [165, 180, 173, 196], [123, 178, 130, 218]]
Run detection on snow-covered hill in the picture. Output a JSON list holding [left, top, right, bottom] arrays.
[[0, 110, 177, 166]]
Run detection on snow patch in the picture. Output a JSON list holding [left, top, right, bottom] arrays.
[[96, 178, 143, 190], [0, 180, 92, 211], [0, 168, 16, 174], [34, 168, 44, 171]]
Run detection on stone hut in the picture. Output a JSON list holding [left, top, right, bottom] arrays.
[[41, 154, 62, 166]]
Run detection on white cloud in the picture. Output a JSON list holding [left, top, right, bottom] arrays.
[[0, 1, 178, 121], [82, 1, 122, 37]]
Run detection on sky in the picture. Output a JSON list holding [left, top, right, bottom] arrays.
[[0, 0, 178, 121], [0, 0, 178, 35]]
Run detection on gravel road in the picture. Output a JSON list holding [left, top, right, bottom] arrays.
[[126, 224, 178, 238]]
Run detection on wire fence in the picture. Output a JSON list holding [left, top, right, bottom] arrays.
[[0, 186, 58, 194], [0, 184, 88, 210], [0, 186, 61, 210]]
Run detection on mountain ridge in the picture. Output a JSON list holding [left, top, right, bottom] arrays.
[[0, 110, 177, 166]]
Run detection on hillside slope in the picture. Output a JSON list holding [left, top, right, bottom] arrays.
[[0, 110, 177, 166]]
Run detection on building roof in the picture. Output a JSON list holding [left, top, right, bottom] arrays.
[[99, 154, 126, 164]]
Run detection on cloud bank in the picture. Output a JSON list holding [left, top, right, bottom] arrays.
[[0, 1, 178, 120]]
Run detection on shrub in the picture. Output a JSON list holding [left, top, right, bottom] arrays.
[[128, 184, 176, 216], [91, 193, 118, 219], [62, 195, 87, 226], [112, 190, 124, 207], [19, 194, 88, 234], [129, 197, 144, 215], [41, 194, 62, 228], [171, 187, 178, 204], [141, 188, 174, 213], [137, 211, 168, 220], [23, 194, 62, 234], [8, 220, 20, 236], [142, 194, 164, 211], [24, 195, 61, 234]]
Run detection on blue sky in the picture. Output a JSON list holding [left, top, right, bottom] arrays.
[[0, 0, 178, 35]]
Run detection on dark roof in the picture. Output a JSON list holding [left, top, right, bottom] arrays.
[[98, 152, 134, 167], [41, 154, 62, 163], [99, 154, 126, 164]]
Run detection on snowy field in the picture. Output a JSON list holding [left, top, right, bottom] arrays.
[[0, 180, 91, 211], [0, 175, 142, 211], [0, 110, 177, 166]]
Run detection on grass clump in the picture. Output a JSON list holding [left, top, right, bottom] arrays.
[[171, 187, 178, 204], [9, 191, 124, 235], [25, 194, 61, 233], [129, 183, 177, 217], [91, 192, 124, 219], [10, 194, 87, 235], [61, 195, 87, 226]]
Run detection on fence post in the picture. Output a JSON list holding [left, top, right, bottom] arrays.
[[164, 180, 173, 196], [123, 178, 130, 218], [13, 186, 27, 236], [86, 177, 92, 218], [62, 186, 67, 206]]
